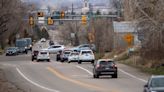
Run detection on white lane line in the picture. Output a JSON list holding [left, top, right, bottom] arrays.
[[76, 65, 147, 83], [76, 65, 93, 75], [16, 67, 60, 92], [118, 69, 147, 83]]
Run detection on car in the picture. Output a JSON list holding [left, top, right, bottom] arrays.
[[78, 50, 95, 64], [68, 52, 79, 63], [72, 44, 96, 52], [5, 47, 19, 56], [43, 45, 65, 54], [49, 40, 54, 46], [40, 38, 46, 42], [31, 50, 39, 61], [37, 50, 50, 62], [60, 50, 72, 62], [144, 75, 164, 92], [93, 59, 118, 78]]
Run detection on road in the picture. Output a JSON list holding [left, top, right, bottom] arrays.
[[0, 42, 150, 92]]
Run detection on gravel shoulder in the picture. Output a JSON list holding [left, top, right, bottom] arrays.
[[0, 67, 24, 92]]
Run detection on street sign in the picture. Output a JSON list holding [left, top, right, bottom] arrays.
[[124, 33, 134, 47], [124, 33, 134, 43]]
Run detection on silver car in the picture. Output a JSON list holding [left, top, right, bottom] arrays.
[[6, 47, 19, 56], [144, 75, 164, 92]]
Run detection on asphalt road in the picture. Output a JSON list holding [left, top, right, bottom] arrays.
[[0, 42, 150, 92]]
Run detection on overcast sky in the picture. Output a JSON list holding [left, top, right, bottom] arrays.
[[25, 0, 111, 9]]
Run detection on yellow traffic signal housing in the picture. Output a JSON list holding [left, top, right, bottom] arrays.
[[47, 17, 54, 25], [29, 16, 34, 25], [60, 11, 65, 19], [81, 15, 87, 25], [37, 12, 44, 17]]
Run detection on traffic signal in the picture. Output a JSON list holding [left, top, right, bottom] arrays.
[[47, 17, 54, 25], [81, 15, 87, 25], [29, 16, 34, 26], [37, 12, 44, 17], [60, 11, 65, 19]]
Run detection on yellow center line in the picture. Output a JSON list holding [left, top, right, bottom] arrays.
[[47, 66, 120, 92]]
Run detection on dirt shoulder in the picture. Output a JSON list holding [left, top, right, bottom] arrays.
[[0, 67, 24, 92]]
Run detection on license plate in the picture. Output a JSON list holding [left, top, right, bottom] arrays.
[[101, 72, 114, 74], [105, 68, 110, 70]]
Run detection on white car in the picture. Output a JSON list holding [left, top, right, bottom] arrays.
[[78, 50, 95, 64], [43, 45, 65, 54], [40, 38, 46, 42], [68, 52, 79, 63], [37, 50, 50, 62]]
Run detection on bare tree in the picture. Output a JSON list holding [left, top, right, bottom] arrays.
[[123, 0, 164, 65]]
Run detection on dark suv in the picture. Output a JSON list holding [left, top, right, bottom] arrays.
[[31, 50, 39, 61], [93, 59, 118, 78]]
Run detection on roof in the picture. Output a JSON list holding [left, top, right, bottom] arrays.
[[97, 59, 114, 61], [151, 75, 164, 78]]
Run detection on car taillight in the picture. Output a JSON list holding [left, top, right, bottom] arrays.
[[96, 65, 100, 68], [113, 64, 117, 68]]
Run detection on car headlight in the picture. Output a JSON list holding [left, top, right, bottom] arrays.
[[25, 47, 27, 49], [30, 45, 32, 47], [151, 91, 157, 92]]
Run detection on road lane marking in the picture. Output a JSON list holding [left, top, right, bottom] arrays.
[[76, 65, 147, 83], [76, 65, 93, 75], [47, 67, 119, 92], [118, 69, 147, 83], [16, 67, 60, 92]]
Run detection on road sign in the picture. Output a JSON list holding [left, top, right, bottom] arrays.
[[124, 33, 134, 47]]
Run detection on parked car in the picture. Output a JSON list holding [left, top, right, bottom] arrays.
[[68, 52, 79, 63], [78, 50, 95, 64], [72, 44, 96, 52], [43, 45, 65, 54], [6, 47, 19, 56], [60, 50, 72, 62], [144, 75, 164, 92], [93, 59, 118, 78], [31, 50, 39, 61], [37, 50, 50, 62]]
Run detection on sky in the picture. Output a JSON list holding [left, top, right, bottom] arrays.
[[24, 0, 111, 9]]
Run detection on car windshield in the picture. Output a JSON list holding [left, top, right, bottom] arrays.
[[82, 51, 92, 55], [99, 61, 114, 66], [40, 52, 47, 54], [8, 47, 16, 50], [151, 77, 164, 88], [64, 51, 71, 54], [71, 53, 79, 56]]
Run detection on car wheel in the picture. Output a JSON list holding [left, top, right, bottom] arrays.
[[68, 61, 71, 63], [47, 59, 50, 62], [93, 74, 99, 78], [32, 58, 34, 61], [6, 54, 8, 56], [78, 61, 82, 64], [37, 59, 39, 62], [25, 51, 28, 54], [91, 60, 94, 64], [112, 73, 118, 78]]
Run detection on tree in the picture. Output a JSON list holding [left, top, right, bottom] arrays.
[[123, 0, 164, 65], [0, 0, 29, 49]]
